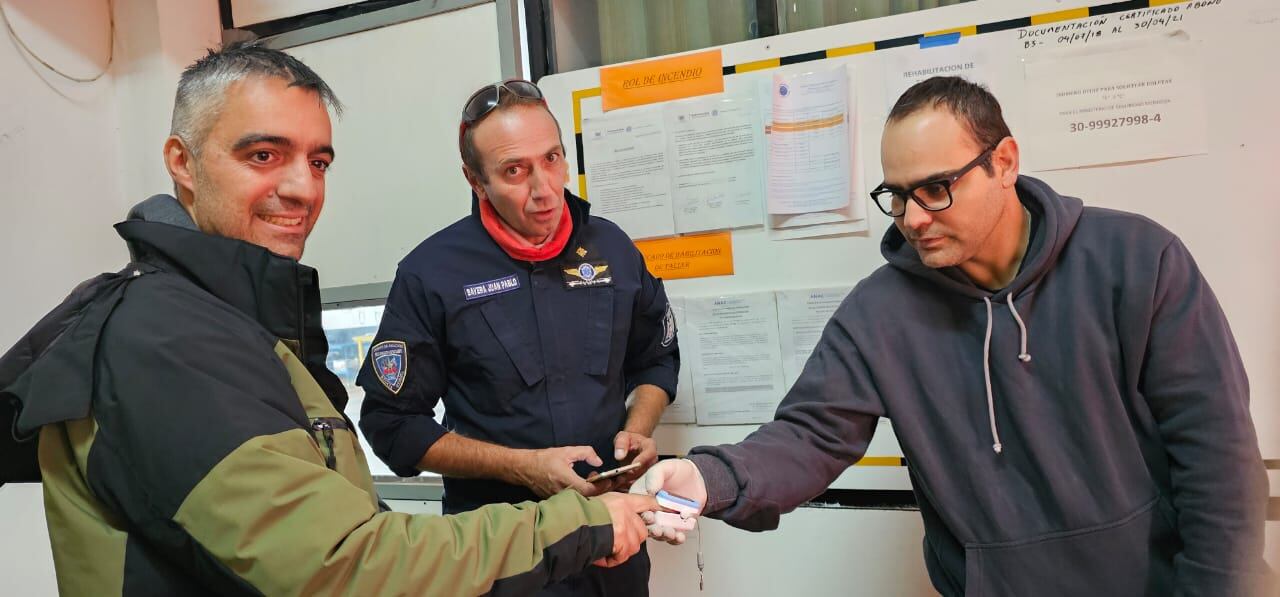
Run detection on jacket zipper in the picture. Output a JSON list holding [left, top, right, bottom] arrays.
[[310, 417, 348, 470], [297, 267, 308, 358]]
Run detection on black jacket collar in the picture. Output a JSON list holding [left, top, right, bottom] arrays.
[[0, 196, 346, 465], [114, 195, 330, 371]]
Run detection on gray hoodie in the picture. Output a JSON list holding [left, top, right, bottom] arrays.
[[689, 176, 1273, 596]]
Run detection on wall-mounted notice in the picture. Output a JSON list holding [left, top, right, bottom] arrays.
[[757, 65, 867, 241], [685, 293, 787, 425], [660, 296, 697, 425], [1023, 33, 1208, 171], [666, 94, 765, 234], [883, 37, 991, 112], [767, 67, 852, 216], [634, 232, 734, 281], [775, 287, 852, 390], [582, 108, 676, 239], [600, 49, 724, 112]]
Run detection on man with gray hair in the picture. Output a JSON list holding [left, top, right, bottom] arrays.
[[0, 42, 655, 596]]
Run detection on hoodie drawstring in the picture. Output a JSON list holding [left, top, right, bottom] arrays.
[[982, 295, 1032, 455], [1008, 298, 1032, 363]]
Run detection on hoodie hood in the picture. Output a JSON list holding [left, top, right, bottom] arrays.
[[880, 175, 1083, 300], [127, 193, 199, 232], [880, 176, 1084, 454]]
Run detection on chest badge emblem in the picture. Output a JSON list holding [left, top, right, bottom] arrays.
[[562, 261, 613, 289]]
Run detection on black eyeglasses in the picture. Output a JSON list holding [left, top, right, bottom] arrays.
[[458, 79, 544, 146], [869, 143, 1000, 218]]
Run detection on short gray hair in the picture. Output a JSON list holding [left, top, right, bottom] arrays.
[[171, 41, 342, 156]]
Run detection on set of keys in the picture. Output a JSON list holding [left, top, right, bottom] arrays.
[[655, 491, 704, 591]]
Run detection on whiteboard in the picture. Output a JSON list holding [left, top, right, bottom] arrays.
[[540, 0, 1280, 491]]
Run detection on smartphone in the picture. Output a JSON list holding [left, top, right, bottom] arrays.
[[586, 462, 642, 483]]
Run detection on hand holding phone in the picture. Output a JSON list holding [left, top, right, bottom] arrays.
[[586, 462, 642, 483]]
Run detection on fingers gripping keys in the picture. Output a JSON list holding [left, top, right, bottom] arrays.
[[630, 458, 708, 545], [654, 490, 700, 531]]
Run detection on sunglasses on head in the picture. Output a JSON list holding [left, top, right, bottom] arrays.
[[458, 79, 544, 148]]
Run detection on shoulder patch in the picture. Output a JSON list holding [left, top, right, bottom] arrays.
[[661, 303, 676, 348], [371, 340, 408, 394]]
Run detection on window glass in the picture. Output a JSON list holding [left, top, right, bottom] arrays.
[[549, 0, 760, 73], [544, 0, 976, 73], [777, 0, 975, 34], [323, 304, 444, 479]]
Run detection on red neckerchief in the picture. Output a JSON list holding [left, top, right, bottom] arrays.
[[478, 198, 573, 262]]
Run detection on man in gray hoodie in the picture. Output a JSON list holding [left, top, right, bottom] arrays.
[[632, 76, 1274, 595]]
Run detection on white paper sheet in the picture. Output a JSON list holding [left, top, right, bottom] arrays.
[[762, 105, 875, 239], [664, 94, 765, 234], [767, 65, 867, 240], [582, 108, 676, 239], [766, 217, 869, 240], [767, 67, 852, 215], [775, 287, 852, 390], [685, 293, 787, 425], [659, 297, 697, 425], [882, 40, 990, 112], [1022, 33, 1208, 171]]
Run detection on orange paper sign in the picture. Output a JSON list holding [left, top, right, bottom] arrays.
[[600, 50, 724, 112], [634, 232, 734, 280]]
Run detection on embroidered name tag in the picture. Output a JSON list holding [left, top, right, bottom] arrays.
[[562, 261, 614, 289], [464, 274, 522, 301]]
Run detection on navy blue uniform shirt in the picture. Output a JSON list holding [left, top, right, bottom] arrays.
[[358, 190, 679, 513]]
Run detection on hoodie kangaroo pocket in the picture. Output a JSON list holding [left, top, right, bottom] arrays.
[[964, 496, 1178, 597]]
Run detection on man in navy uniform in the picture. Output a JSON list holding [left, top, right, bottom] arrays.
[[358, 79, 679, 596]]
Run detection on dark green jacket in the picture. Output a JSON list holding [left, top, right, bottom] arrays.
[[0, 196, 615, 596]]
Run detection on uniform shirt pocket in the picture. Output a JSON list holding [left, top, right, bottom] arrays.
[[581, 287, 615, 376], [478, 299, 546, 387]]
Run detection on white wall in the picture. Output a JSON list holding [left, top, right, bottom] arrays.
[[229, 0, 354, 28], [112, 0, 222, 202], [1, 0, 124, 593], [0, 0, 127, 347], [650, 509, 935, 596], [0, 0, 218, 343], [292, 3, 503, 289], [0, 1, 219, 595]]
